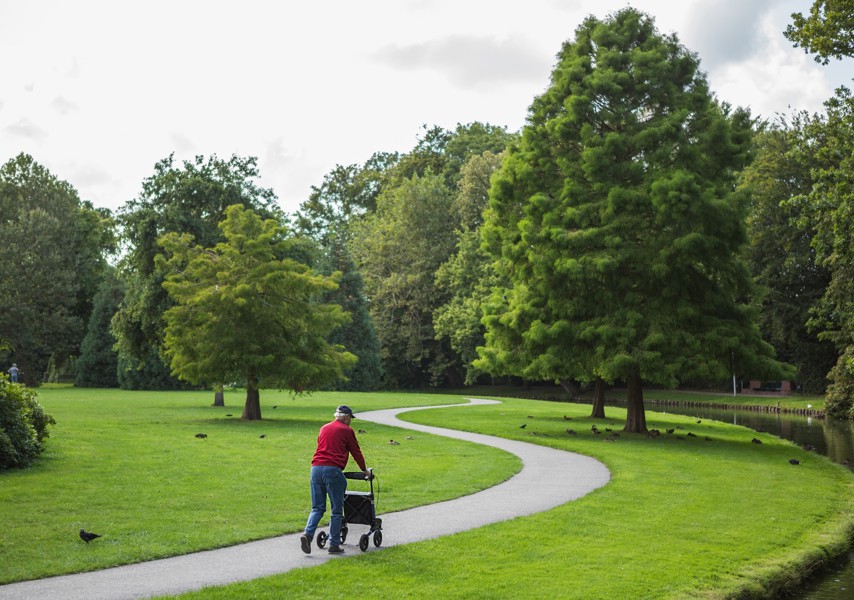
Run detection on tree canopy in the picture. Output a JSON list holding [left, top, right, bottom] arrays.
[[785, 0, 854, 64], [0, 154, 113, 385], [112, 154, 281, 389], [157, 205, 356, 419], [477, 8, 789, 431]]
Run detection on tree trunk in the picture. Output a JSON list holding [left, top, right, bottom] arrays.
[[590, 377, 606, 419], [242, 381, 261, 420], [558, 378, 581, 396], [213, 387, 224, 406], [623, 370, 647, 433]]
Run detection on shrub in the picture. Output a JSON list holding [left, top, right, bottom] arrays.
[[0, 378, 56, 469]]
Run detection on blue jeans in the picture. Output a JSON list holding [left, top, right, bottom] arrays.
[[304, 466, 347, 546]]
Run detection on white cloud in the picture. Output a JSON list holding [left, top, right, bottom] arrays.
[[0, 0, 849, 214]]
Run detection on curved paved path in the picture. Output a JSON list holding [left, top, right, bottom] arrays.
[[0, 399, 610, 600]]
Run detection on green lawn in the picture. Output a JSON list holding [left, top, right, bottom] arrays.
[[0, 388, 519, 583], [2, 388, 852, 599]]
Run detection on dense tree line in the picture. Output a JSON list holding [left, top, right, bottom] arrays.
[[2, 2, 852, 421]]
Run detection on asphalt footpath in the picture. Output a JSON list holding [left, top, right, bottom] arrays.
[[0, 398, 611, 600]]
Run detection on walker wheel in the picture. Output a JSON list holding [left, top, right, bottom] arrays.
[[341, 526, 348, 543], [373, 530, 383, 547], [316, 531, 328, 549], [359, 534, 369, 552]]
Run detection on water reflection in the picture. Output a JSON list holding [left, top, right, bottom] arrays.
[[638, 402, 854, 473]]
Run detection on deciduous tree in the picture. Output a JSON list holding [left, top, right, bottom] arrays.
[[113, 154, 281, 389], [742, 124, 836, 394], [157, 205, 355, 420], [0, 154, 112, 385]]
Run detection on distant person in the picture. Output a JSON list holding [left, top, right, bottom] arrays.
[[7, 363, 19, 383], [300, 405, 369, 555]]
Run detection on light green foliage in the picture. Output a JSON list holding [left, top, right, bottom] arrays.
[[112, 154, 281, 389], [785, 0, 854, 64], [293, 152, 399, 244], [477, 9, 789, 430], [157, 205, 356, 415], [434, 151, 507, 384]]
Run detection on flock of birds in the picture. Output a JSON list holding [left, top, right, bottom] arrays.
[[516, 413, 811, 465]]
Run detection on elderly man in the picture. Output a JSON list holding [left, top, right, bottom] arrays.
[[300, 405, 369, 554]]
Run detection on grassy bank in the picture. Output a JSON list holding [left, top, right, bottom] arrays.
[[2, 388, 852, 599]]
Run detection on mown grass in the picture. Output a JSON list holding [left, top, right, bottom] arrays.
[[166, 395, 854, 600], [0, 388, 519, 583]]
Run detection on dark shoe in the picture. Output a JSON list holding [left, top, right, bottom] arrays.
[[300, 534, 311, 554], [328, 545, 344, 554]]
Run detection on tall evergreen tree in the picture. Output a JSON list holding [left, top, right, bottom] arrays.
[[75, 269, 123, 388], [477, 8, 789, 432], [323, 236, 383, 391]]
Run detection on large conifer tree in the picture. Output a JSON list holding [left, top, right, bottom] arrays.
[[477, 8, 789, 432]]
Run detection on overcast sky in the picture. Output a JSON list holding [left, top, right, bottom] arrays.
[[1, 0, 851, 215]]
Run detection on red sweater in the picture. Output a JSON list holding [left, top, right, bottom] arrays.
[[311, 419, 367, 471]]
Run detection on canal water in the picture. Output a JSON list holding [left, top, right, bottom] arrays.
[[631, 401, 854, 600]]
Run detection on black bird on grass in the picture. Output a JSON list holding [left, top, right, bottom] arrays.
[[79, 529, 101, 543], [752, 438, 763, 444], [195, 433, 207, 439], [519, 423, 527, 429], [789, 458, 800, 465]]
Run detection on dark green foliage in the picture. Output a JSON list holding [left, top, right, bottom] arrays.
[[351, 173, 458, 388], [795, 89, 854, 418], [0, 379, 55, 469], [323, 239, 384, 391], [117, 348, 191, 391], [0, 154, 113, 386], [743, 125, 836, 394], [75, 270, 123, 388]]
